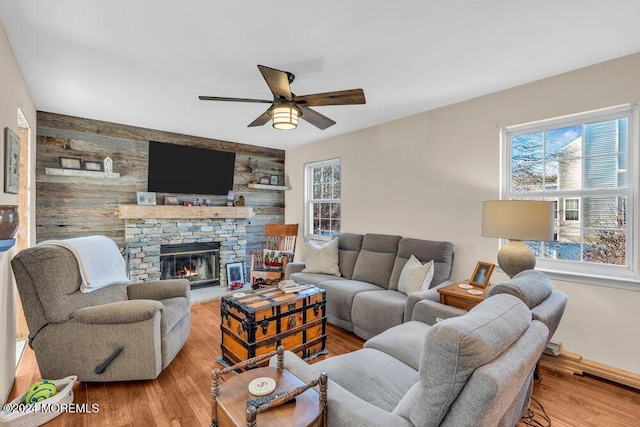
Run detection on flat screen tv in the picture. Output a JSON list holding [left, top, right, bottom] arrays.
[[147, 141, 236, 196]]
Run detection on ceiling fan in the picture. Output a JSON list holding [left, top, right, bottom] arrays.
[[199, 65, 366, 130]]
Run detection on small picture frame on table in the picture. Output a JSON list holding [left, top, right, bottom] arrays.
[[83, 160, 103, 171], [269, 175, 279, 186], [136, 191, 157, 206], [469, 261, 495, 288], [59, 156, 83, 170], [259, 177, 270, 185], [226, 262, 245, 289]]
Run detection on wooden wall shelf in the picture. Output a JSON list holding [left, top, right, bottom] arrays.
[[116, 205, 254, 219], [247, 183, 289, 191], [46, 168, 120, 178]]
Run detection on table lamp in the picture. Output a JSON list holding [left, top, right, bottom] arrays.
[[481, 200, 554, 278]]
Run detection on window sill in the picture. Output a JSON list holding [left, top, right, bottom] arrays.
[[304, 234, 334, 242], [537, 267, 640, 291]]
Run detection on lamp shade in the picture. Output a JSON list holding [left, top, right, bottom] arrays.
[[271, 102, 301, 130], [482, 200, 554, 241]]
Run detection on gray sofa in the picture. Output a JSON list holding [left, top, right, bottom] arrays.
[[272, 293, 548, 426], [11, 244, 191, 382], [286, 233, 454, 339], [365, 270, 567, 372]]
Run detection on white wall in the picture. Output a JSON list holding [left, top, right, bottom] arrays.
[[0, 20, 36, 403], [286, 52, 640, 374]]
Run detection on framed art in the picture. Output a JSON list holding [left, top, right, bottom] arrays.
[[164, 195, 179, 205], [59, 156, 82, 170], [269, 175, 279, 186], [4, 127, 20, 194], [226, 262, 244, 285], [136, 191, 157, 205], [83, 160, 103, 171], [469, 261, 495, 288], [259, 176, 270, 185]]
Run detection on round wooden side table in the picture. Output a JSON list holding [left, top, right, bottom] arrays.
[[215, 366, 323, 427]]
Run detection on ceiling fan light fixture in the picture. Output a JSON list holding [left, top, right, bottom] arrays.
[[271, 102, 301, 130]]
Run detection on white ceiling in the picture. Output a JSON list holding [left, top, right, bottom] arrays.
[[2, 1, 640, 150]]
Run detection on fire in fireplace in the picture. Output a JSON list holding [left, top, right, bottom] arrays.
[[160, 242, 220, 289]]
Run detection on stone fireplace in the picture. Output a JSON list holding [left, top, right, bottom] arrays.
[[118, 205, 253, 288]]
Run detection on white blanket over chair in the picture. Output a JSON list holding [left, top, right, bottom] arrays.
[[38, 235, 130, 293]]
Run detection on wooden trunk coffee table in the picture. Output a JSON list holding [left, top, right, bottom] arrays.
[[220, 286, 327, 366]]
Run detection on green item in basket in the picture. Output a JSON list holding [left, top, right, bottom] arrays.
[[24, 380, 57, 404]]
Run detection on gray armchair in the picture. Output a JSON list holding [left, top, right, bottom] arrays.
[[272, 294, 548, 426], [11, 244, 191, 382]]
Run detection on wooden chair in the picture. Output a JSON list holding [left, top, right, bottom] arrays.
[[250, 224, 298, 289], [211, 346, 328, 427]]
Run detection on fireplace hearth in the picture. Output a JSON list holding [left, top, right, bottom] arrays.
[[160, 242, 220, 289]]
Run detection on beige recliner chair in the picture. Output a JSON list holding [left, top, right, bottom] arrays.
[[11, 240, 191, 382]]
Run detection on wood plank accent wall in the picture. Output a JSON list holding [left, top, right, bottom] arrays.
[[36, 112, 285, 253]]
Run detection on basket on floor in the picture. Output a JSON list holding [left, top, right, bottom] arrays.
[[0, 375, 77, 427]]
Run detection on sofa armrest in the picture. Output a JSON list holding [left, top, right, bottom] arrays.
[[127, 279, 190, 301], [429, 279, 455, 293], [403, 280, 454, 322], [411, 299, 466, 325], [73, 299, 163, 324], [285, 262, 306, 279], [270, 351, 413, 427], [530, 290, 567, 339]]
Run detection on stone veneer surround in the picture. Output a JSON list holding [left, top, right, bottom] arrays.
[[124, 218, 247, 285]]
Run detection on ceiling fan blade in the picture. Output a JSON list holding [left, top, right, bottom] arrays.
[[199, 96, 272, 104], [296, 89, 366, 106], [248, 109, 272, 127], [257, 65, 292, 101], [299, 106, 336, 130]]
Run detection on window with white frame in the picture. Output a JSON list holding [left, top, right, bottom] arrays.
[[502, 104, 638, 283], [563, 198, 580, 221], [304, 158, 341, 239]]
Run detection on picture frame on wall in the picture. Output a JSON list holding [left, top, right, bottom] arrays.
[[269, 175, 279, 186], [59, 156, 83, 170], [469, 261, 495, 288], [136, 191, 157, 205], [4, 127, 20, 194], [83, 160, 104, 171], [259, 177, 270, 185], [164, 195, 179, 205]]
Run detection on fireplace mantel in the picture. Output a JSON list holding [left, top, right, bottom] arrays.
[[116, 205, 254, 219]]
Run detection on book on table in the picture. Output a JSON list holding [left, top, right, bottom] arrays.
[[278, 280, 311, 293]]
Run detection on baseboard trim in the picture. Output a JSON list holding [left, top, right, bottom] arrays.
[[540, 350, 640, 390]]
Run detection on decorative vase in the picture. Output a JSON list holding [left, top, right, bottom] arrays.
[[0, 205, 19, 239]]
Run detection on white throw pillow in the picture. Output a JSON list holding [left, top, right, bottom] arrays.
[[398, 255, 434, 295], [420, 260, 435, 291], [301, 238, 341, 276]]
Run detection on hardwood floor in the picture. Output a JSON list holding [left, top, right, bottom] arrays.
[[9, 299, 640, 426]]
